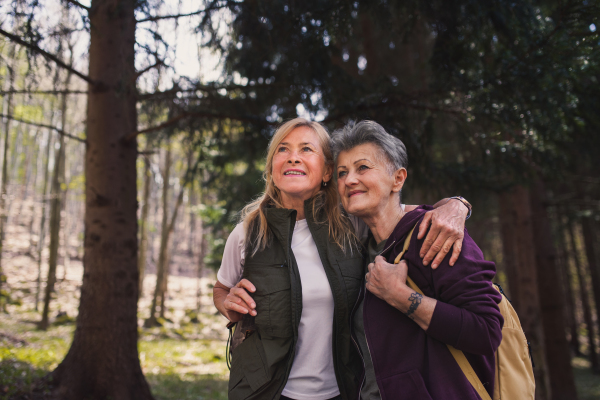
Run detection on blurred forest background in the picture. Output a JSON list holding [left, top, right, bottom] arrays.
[[0, 0, 599, 399]]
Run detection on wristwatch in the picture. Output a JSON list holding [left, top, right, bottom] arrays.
[[449, 196, 472, 220]]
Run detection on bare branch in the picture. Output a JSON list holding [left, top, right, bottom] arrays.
[[0, 89, 87, 96], [0, 113, 86, 143], [135, 60, 164, 79], [136, 3, 229, 23], [0, 28, 95, 85], [63, 0, 90, 11]]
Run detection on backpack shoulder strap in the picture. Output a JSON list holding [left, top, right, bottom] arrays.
[[394, 224, 493, 400]]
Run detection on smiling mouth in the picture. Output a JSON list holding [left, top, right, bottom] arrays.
[[284, 171, 306, 176], [348, 191, 364, 197]]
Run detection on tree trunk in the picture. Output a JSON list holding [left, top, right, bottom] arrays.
[[0, 45, 16, 295], [35, 129, 53, 312], [555, 211, 582, 357], [147, 143, 172, 326], [138, 153, 151, 299], [28, 131, 42, 254], [566, 219, 599, 370], [581, 216, 600, 366], [15, 130, 38, 226], [499, 186, 550, 400], [48, 1, 153, 398], [39, 70, 70, 330], [530, 178, 579, 400]]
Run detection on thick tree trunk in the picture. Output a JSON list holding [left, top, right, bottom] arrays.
[[138, 153, 151, 298], [530, 178, 578, 400], [566, 219, 599, 370], [49, 1, 153, 398], [35, 129, 53, 312], [39, 71, 70, 330], [499, 186, 549, 400]]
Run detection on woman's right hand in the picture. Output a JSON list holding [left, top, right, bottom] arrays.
[[214, 279, 257, 323]]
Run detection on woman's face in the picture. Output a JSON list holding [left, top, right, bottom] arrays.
[[271, 126, 332, 205], [336, 143, 406, 218]]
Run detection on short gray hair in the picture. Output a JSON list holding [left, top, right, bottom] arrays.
[[331, 120, 408, 174]]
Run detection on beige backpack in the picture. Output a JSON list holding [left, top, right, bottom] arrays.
[[395, 226, 536, 400]]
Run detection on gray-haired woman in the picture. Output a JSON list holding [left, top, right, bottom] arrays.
[[332, 120, 502, 400]]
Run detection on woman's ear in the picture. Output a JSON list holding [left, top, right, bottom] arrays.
[[392, 168, 407, 193], [323, 164, 333, 184]]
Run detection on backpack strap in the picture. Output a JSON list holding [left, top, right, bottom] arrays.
[[394, 225, 493, 400]]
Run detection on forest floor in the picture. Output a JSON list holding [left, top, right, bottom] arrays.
[[0, 221, 229, 400], [1, 221, 600, 399]]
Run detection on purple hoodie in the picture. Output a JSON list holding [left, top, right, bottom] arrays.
[[363, 205, 503, 400]]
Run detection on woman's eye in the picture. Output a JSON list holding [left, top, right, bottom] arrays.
[[277, 146, 287, 152], [302, 146, 313, 152], [358, 164, 369, 171], [338, 171, 347, 178]]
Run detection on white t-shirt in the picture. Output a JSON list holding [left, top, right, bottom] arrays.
[[217, 208, 402, 399], [218, 219, 340, 399]]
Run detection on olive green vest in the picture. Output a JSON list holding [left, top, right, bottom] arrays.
[[228, 199, 364, 400]]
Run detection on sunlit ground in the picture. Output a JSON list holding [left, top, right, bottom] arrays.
[[0, 222, 229, 399], [0, 309, 229, 400]]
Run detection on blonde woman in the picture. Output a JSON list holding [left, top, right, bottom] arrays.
[[213, 118, 469, 400]]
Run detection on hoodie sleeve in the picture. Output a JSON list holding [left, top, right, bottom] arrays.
[[404, 224, 504, 356]]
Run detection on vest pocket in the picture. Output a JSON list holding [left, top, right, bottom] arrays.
[[229, 333, 270, 399], [378, 369, 433, 400], [244, 263, 292, 337]]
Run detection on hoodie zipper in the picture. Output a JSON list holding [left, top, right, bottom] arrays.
[[351, 238, 397, 399]]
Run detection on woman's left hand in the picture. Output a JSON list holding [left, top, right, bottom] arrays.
[[365, 256, 409, 306], [366, 256, 436, 330], [418, 199, 468, 269]]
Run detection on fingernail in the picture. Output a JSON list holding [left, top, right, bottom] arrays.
[[420, 253, 424, 258], [423, 260, 428, 265], [432, 263, 438, 268], [251, 311, 257, 316], [251, 303, 256, 308]]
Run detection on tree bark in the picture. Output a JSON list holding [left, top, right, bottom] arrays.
[[39, 69, 70, 330], [566, 219, 599, 370], [35, 130, 53, 312], [499, 186, 549, 400], [48, 1, 153, 398], [138, 153, 152, 298], [530, 178, 579, 400]]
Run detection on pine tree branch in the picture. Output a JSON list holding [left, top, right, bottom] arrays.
[[124, 111, 275, 141], [0, 113, 86, 143], [0, 28, 95, 85]]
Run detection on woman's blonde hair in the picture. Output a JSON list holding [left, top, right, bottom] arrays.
[[240, 117, 356, 256]]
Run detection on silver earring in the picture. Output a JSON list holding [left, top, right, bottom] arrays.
[[323, 181, 327, 187]]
